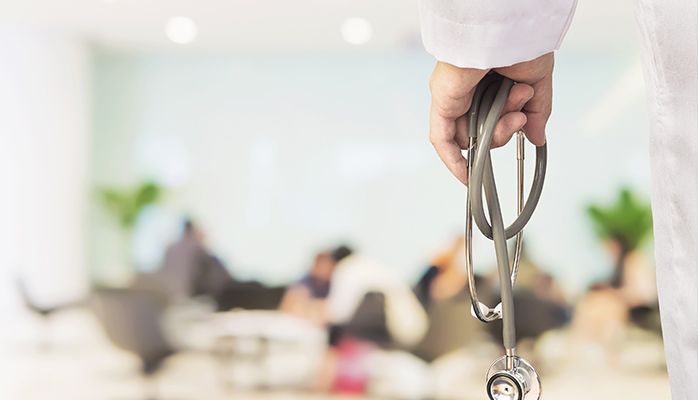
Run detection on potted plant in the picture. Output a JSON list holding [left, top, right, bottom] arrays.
[[97, 181, 163, 280], [586, 187, 653, 288]]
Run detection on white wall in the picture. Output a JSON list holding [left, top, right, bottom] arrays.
[[90, 43, 651, 294], [0, 27, 90, 312]]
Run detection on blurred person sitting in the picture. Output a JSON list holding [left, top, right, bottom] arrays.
[[414, 236, 468, 306], [612, 247, 662, 333], [157, 218, 234, 303], [568, 282, 629, 366], [319, 251, 428, 394], [326, 251, 427, 349], [280, 246, 352, 326]]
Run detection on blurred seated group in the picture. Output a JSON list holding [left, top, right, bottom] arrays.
[[17, 217, 664, 399]]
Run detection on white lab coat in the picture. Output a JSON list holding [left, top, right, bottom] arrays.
[[636, 2, 698, 399], [419, 1, 698, 399], [418, 0, 577, 69]]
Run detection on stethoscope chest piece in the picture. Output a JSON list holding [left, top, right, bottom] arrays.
[[486, 356, 541, 400]]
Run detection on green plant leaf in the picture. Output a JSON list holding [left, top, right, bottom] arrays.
[[586, 187, 653, 251], [98, 181, 164, 231]]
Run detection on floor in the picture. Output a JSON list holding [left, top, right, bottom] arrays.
[[0, 309, 671, 400]]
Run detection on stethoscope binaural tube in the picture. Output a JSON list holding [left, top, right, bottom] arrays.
[[464, 73, 547, 400]]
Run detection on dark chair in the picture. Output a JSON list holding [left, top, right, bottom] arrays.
[[332, 291, 394, 349], [214, 281, 286, 311], [18, 279, 62, 319], [487, 288, 570, 344], [91, 287, 174, 399]]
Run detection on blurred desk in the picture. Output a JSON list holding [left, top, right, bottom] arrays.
[[172, 309, 327, 389], [211, 310, 327, 345]]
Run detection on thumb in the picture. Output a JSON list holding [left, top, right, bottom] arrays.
[[429, 62, 489, 185]]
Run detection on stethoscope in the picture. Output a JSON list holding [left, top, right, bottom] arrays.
[[463, 73, 547, 400]]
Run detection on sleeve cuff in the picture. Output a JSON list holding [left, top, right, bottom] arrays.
[[419, 0, 577, 69]]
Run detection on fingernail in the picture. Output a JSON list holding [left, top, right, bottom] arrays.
[[536, 134, 546, 146], [517, 115, 527, 130]]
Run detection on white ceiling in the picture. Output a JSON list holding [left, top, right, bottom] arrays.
[[0, 0, 638, 52]]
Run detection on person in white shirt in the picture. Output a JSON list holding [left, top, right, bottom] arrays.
[[418, 1, 697, 398], [326, 254, 428, 348]]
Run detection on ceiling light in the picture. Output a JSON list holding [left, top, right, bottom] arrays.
[[165, 16, 198, 45], [341, 17, 373, 45]]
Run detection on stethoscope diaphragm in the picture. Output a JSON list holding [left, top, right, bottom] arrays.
[[486, 355, 541, 400]]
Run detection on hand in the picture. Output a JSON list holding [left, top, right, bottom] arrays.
[[428, 53, 554, 185]]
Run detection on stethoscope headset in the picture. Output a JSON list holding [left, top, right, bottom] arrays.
[[463, 73, 547, 400]]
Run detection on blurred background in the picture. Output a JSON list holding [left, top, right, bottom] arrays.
[[0, 0, 669, 399]]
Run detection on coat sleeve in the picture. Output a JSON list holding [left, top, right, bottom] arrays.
[[418, 0, 578, 69]]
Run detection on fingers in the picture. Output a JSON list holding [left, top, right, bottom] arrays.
[[454, 115, 469, 149], [495, 53, 554, 146], [491, 112, 527, 148], [428, 54, 554, 187], [428, 62, 489, 185], [430, 104, 470, 185], [442, 82, 532, 168], [503, 83, 535, 114], [522, 73, 552, 146], [491, 84, 534, 148]]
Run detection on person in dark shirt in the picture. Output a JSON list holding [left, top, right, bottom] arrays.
[[158, 218, 234, 302], [281, 245, 353, 325]]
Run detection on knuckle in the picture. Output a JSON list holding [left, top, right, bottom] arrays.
[[428, 76, 437, 92], [543, 104, 552, 118], [433, 99, 462, 119]]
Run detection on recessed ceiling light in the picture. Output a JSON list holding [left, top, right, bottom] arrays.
[[341, 17, 373, 45], [165, 16, 198, 45]]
